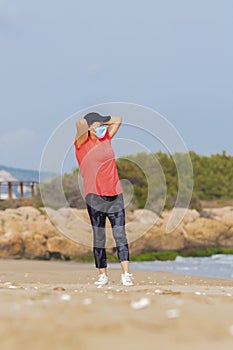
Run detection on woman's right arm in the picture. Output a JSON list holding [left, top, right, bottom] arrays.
[[75, 118, 89, 147]]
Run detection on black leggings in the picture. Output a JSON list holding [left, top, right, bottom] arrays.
[[85, 193, 129, 268]]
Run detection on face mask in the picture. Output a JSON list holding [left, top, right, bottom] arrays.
[[93, 125, 108, 139]]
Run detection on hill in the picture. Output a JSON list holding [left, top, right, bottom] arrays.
[[0, 164, 54, 182]]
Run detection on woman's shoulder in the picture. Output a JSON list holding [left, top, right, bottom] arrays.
[[74, 135, 91, 150]]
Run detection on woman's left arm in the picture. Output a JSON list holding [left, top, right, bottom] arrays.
[[105, 116, 122, 139]]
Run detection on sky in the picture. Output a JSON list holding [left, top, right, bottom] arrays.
[[0, 0, 233, 171]]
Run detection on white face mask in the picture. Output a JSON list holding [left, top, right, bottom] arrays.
[[93, 125, 108, 139]]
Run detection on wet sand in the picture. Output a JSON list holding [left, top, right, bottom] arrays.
[[1, 260, 233, 350]]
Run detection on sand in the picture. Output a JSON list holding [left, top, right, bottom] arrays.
[[1, 260, 233, 350]]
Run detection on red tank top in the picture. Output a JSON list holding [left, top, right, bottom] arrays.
[[74, 130, 123, 198]]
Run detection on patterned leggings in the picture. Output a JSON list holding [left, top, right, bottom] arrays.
[[85, 193, 129, 268]]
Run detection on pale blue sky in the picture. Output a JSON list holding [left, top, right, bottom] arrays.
[[0, 0, 233, 170]]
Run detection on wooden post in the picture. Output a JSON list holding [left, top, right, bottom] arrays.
[[8, 182, 12, 199], [31, 182, 35, 197], [20, 182, 24, 199], [0, 181, 39, 200]]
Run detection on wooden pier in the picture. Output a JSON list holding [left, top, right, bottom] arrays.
[[0, 181, 39, 200]]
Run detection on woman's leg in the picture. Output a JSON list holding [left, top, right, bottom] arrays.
[[86, 194, 108, 274], [106, 194, 130, 272], [108, 209, 130, 272], [107, 200, 133, 285], [120, 260, 129, 273]]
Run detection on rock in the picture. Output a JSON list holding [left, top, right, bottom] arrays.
[[202, 207, 233, 225], [162, 208, 200, 226], [130, 298, 150, 310], [166, 308, 180, 319], [2, 210, 25, 234], [1, 207, 59, 238], [130, 227, 186, 254], [24, 216, 59, 239], [47, 236, 92, 258], [22, 231, 49, 259], [0, 212, 5, 236], [45, 207, 93, 247], [16, 206, 41, 220], [0, 232, 24, 258], [0, 205, 233, 259], [132, 209, 163, 226], [126, 209, 164, 249], [53, 287, 66, 291], [60, 294, 71, 301], [184, 218, 229, 248], [217, 227, 233, 247], [180, 209, 200, 224]]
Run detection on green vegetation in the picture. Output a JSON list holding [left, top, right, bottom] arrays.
[[117, 150, 233, 212], [3, 150, 231, 213], [70, 248, 233, 263], [130, 251, 179, 261], [130, 248, 233, 261], [190, 151, 233, 200], [180, 247, 233, 257], [2, 151, 233, 261], [0, 197, 36, 210]]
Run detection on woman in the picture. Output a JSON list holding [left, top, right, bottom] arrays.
[[74, 112, 133, 286]]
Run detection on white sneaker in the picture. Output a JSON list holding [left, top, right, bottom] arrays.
[[121, 272, 134, 286], [94, 273, 109, 286]]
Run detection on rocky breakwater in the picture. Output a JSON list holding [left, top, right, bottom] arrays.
[[0, 206, 233, 259], [129, 207, 233, 254], [0, 207, 92, 259]]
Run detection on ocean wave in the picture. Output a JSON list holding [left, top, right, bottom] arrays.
[[109, 254, 233, 280]]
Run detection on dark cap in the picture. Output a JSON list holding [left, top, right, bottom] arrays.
[[83, 112, 111, 126]]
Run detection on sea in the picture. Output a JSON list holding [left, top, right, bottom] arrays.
[[0, 164, 54, 182], [109, 254, 233, 280]]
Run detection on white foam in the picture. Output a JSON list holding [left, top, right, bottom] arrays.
[[109, 254, 233, 280]]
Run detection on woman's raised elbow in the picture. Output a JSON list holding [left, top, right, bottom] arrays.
[[115, 116, 122, 124]]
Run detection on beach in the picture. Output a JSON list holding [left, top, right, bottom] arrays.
[[1, 260, 233, 350]]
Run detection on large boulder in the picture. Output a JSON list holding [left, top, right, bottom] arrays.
[[0, 211, 5, 235], [202, 207, 233, 225], [2, 209, 25, 234], [1, 207, 59, 238], [161, 208, 200, 226], [129, 224, 186, 255], [45, 207, 93, 247], [183, 217, 229, 248], [217, 226, 233, 247], [22, 231, 49, 259], [16, 206, 41, 220], [1, 205, 233, 259], [0, 232, 24, 258], [47, 236, 92, 258], [131, 209, 163, 226]]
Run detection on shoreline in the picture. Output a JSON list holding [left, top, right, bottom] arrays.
[[2, 253, 233, 281], [1, 258, 233, 291]]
